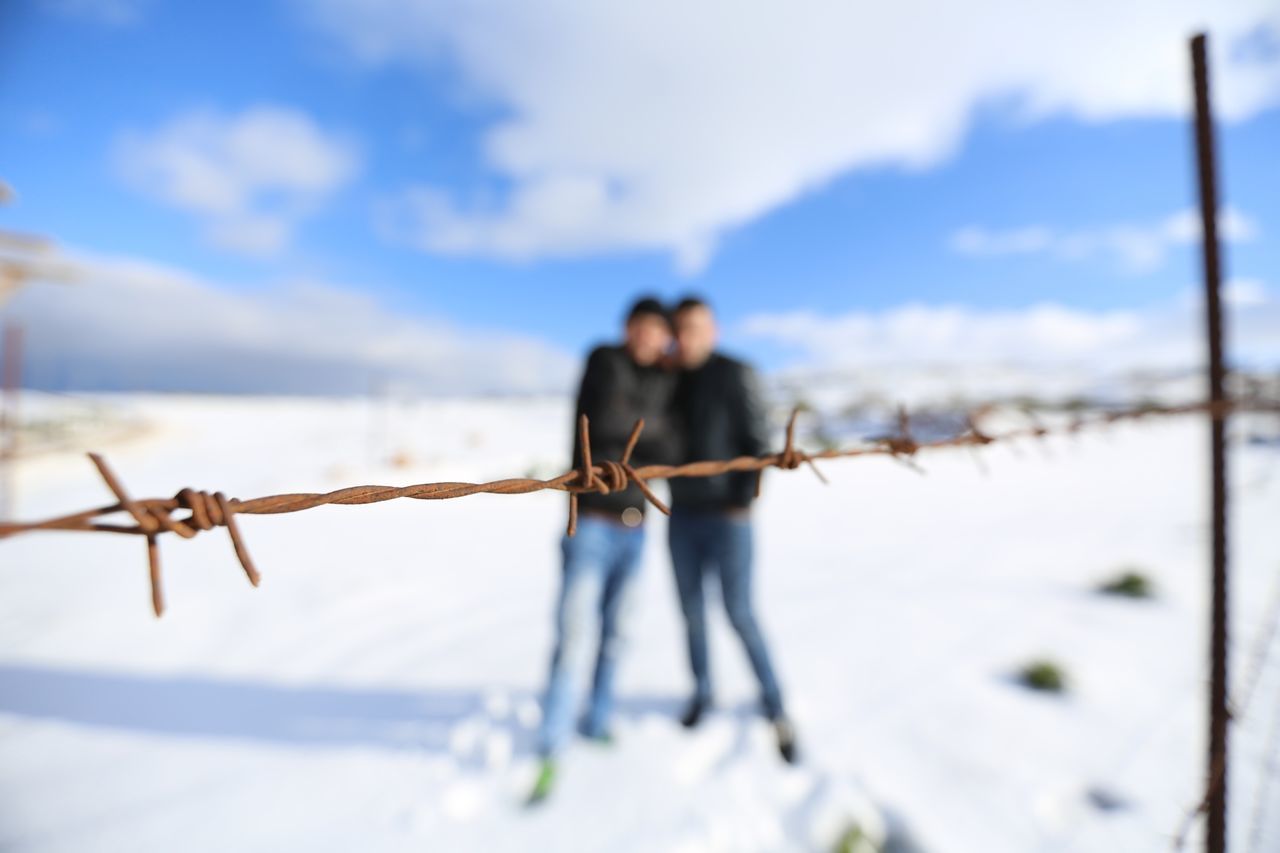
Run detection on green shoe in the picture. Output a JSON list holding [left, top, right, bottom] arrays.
[[526, 759, 557, 806]]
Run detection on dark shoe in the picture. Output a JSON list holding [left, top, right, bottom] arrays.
[[580, 727, 615, 747], [680, 696, 710, 729], [578, 714, 616, 745], [773, 716, 799, 765]]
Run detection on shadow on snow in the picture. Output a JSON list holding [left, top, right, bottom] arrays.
[[0, 663, 693, 754]]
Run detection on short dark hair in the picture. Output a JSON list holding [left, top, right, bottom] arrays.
[[626, 295, 671, 327], [673, 295, 711, 315]]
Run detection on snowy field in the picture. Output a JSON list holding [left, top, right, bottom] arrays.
[[0, 394, 1278, 852]]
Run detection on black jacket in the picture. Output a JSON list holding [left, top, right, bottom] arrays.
[[670, 353, 771, 511], [571, 345, 680, 518]]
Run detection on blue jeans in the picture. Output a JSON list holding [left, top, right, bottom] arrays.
[[668, 508, 785, 719], [539, 516, 645, 757]]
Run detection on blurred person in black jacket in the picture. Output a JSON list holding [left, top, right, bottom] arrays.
[[531, 296, 680, 802], [667, 296, 798, 764]]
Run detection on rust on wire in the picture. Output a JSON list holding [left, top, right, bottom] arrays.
[[756, 408, 828, 498], [0, 398, 1273, 617]]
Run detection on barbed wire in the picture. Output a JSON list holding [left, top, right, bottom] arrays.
[[1175, 748, 1230, 850], [0, 397, 1275, 618], [1246, 675, 1280, 853], [1176, 674, 1280, 851], [1233, 564, 1280, 726], [1174, 560, 1280, 851], [1170, 487, 1280, 851]]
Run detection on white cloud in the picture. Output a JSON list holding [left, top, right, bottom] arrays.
[[739, 281, 1279, 373], [1223, 277, 1269, 307], [5, 250, 575, 395], [949, 207, 1259, 273], [115, 106, 359, 256], [300, 0, 1280, 273]]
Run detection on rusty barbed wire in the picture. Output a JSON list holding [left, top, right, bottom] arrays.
[[1174, 558, 1280, 850], [1175, 747, 1230, 851], [1232, 565, 1280, 725], [0, 397, 1275, 618], [1246, 677, 1280, 853]]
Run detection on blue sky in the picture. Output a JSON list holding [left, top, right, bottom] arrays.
[[1, 0, 1277, 393]]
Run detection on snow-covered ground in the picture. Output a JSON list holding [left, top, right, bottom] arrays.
[[0, 394, 1278, 852]]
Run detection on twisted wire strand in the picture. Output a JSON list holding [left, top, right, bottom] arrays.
[[0, 397, 1273, 617]]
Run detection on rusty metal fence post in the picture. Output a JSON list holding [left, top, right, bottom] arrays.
[[1190, 32, 1229, 853]]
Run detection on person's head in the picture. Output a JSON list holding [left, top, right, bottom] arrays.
[[623, 296, 673, 366], [672, 296, 717, 368]]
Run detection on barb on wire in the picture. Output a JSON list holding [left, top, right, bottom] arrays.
[[567, 415, 669, 536], [1174, 751, 1228, 851], [878, 405, 925, 474], [756, 408, 828, 498], [81, 453, 260, 617], [0, 397, 1275, 617], [1019, 406, 1055, 459]]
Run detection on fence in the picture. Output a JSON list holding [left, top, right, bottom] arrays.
[[0, 29, 1272, 853], [0, 398, 1272, 619]]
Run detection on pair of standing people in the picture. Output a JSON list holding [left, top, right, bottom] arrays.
[[531, 296, 796, 803]]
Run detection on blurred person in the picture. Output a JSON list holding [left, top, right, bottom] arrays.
[[667, 296, 798, 764], [530, 296, 681, 803]]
